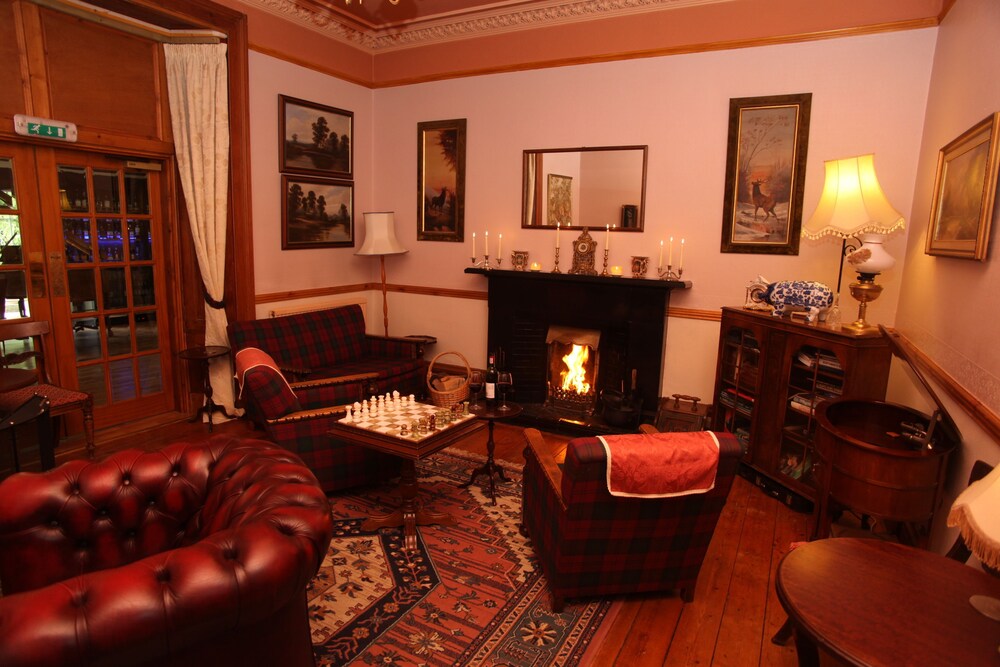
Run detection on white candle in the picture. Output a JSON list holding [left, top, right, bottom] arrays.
[[605, 224, 610, 249], [472, 232, 476, 258], [485, 230, 489, 255], [659, 240, 664, 267], [498, 233, 502, 259], [668, 236, 674, 266], [556, 221, 560, 248], [679, 238, 685, 270]]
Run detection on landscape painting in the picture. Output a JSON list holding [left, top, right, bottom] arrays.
[[721, 93, 811, 254], [282, 175, 354, 249], [417, 118, 466, 242], [280, 95, 353, 179]]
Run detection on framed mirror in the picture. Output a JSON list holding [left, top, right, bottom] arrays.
[[522, 145, 647, 232]]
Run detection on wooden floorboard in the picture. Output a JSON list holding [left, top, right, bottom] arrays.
[[18, 417, 809, 666]]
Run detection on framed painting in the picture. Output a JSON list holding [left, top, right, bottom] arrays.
[[417, 118, 466, 242], [282, 175, 354, 249], [547, 174, 572, 226], [279, 95, 353, 179], [926, 112, 1000, 261], [721, 93, 812, 255]]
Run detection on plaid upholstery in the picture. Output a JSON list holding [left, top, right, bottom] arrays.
[[226, 305, 426, 397], [521, 429, 741, 611], [234, 348, 301, 420]]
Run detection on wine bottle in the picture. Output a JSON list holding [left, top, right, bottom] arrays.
[[484, 354, 497, 407]]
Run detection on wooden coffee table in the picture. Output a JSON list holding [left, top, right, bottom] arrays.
[[777, 537, 1000, 666], [328, 403, 484, 551]]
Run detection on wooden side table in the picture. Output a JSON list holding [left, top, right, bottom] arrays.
[[777, 537, 1000, 666], [461, 402, 522, 505], [178, 345, 234, 432]]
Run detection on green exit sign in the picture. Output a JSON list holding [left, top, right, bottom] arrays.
[[13, 114, 78, 142]]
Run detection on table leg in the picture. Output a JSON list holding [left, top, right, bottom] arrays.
[[459, 418, 509, 505], [362, 458, 455, 551], [190, 358, 235, 431]]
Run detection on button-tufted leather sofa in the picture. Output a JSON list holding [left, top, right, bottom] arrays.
[[0, 434, 334, 667]]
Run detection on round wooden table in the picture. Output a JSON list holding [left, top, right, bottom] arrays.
[[777, 537, 1000, 666], [460, 401, 521, 505]]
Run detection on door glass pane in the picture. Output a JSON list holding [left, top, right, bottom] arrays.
[[57, 166, 88, 212], [73, 318, 100, 362], [135, 311, 158, 352], [138, 354, 162, 395], [106, 314, 132, 356], [97, 218, 123, 262], [0, 270, 28, 319], [64, 218, 93, 263], [128, 219, 152, 260], [131, 266, 154, 306], [0, 158, 15, 209], [125, 173, 149, 214], [101, 267, 126, 309], [77, 364, 107, 407], [0, 215, 22, 264], [68, 269, 97, 312], [110, 358, 136, 402], [92, 170, 120, 213]]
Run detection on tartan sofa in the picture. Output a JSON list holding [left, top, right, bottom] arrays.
[[520, 426, 742, 611], [234, 347, 400, 493], [227, 304, 427, 411]]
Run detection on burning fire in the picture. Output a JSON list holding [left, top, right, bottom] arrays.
[[560, 344, 592, 394]]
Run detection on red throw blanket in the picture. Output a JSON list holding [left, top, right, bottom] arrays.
[[234, 347, 294, 398], [598, 431, 721, 497]]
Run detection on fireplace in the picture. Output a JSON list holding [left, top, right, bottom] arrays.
[[468, 268, 690, 433], [546, 325, 600, 417]]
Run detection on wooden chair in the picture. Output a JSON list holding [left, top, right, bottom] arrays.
[[1, 393, 54, 472], [0, 320, 94, 463]]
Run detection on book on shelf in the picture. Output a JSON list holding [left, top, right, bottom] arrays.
[[796, 349, 842, 371], [719, 387, 754, 413]]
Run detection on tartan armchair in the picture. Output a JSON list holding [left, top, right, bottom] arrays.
[[234, 348, 399, 493], [520, 425, 742, 611]]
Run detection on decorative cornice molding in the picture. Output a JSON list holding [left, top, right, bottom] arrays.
[[244, 0, 730, 52]]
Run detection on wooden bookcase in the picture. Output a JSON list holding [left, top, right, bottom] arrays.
[[712, 307, 892, 505]]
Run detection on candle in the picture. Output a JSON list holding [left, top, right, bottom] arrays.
[[530, 262, 542, 272], [555, 221, 560, 248], [472, 232, 476, 258], [679, 238, 685, 270], [498, 233, 502, 259], [610, 265, 623, 276], [659, 240, 664, 267], [605, 224, 610, 250], [668, 236, 674, 266], [485, 230, 489, 255]]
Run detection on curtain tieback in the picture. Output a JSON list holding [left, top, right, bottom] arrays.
[[203, 285, 225, 309]]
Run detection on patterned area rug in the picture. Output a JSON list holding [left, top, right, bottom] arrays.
[[308, 448, 618, 666]]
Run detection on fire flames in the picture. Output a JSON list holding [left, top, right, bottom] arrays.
[[560, 344, 592, 394]]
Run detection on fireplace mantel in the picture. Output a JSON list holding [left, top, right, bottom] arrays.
[[466, 267, 692, 432]]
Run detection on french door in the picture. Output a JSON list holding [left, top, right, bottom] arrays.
[[0, 141, 174, 429]]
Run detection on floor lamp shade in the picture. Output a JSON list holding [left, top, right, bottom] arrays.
[[357, 212, 407, 256]]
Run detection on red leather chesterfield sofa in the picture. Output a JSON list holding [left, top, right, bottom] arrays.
[[0, 434, 333, 667], [521, 426, 742, 611]]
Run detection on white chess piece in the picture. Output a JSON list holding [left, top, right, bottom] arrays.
[[343, 408, 353, 423]]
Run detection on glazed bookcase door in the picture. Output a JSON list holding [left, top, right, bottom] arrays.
[[714, 323, 762, 461]]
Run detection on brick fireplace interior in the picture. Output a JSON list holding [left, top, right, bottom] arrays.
[[468, 268, 689, 433]]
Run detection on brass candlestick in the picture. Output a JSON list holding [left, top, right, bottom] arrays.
[[658, 264, 683, 281], [552, 247, 562, 273], [600, 249, 610, 276]]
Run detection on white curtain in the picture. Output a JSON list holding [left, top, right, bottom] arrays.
[[163, 43, 236, 417]]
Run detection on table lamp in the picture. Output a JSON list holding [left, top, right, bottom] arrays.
[[948, 462, 1000, 620], [801, 154, 904, 333], [356, 211, 407, 336]]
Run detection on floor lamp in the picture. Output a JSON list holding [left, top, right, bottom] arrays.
[[801, 154, 905, 332], [356, 212, 407, 337], [949, 463, 1000, 621]]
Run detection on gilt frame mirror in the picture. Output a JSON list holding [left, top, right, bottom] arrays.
[[521, 145, 648, 232]]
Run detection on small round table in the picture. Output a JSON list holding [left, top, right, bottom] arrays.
[[178, 345, 234, 432], [460, 401, 521, 505]]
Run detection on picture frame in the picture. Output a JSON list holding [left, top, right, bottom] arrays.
[[282, 175, 354, 249], [621, 204, 638, 229], [279, 95, 353, 179], [925, 112, 1000, 261], [721, 93, 812, 255], [417, 118, 466, 242], [547, 174, 573, 226]]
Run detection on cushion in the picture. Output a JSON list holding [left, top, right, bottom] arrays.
[[235, 348, 300, 419]]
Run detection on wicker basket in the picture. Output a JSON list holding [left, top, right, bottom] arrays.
[[427, 351, 471, 407]]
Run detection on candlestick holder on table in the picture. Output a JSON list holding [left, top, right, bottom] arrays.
[[600, 249, 610, 276], [658, 264, 684, 281], [551, 247, 562, 273], [470, 253, 500, 270]]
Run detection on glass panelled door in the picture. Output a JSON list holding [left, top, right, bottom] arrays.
[[1, 141, 173, 429]]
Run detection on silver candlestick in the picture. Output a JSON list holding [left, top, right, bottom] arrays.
[[658, 264, 683, 281]]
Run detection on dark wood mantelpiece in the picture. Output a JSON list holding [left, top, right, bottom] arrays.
[[466, 267, 691, 432]]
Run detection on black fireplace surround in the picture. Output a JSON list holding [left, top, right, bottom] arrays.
[[465, 268, 690, 433]]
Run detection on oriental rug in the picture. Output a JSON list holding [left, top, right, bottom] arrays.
[[308, 448, 619, 666]]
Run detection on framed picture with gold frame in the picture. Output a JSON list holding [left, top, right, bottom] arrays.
[[925, 112, 1000, 261], [417, 118, 466, 242]]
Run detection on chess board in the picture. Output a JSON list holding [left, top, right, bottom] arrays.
[[340, 400, 476, 442]]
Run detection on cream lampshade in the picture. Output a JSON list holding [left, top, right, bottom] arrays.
[[356, 212, 407, 336], [802, 154, 905, 333], [948, 463, 1000, 620]]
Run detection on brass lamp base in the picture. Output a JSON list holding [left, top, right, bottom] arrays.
[[844, 275, 883, 334]]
